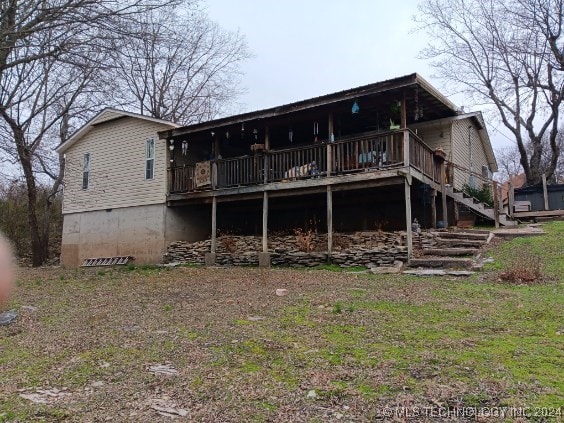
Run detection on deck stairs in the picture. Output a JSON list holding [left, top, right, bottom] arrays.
[[445, 186, 517, 227], [406, 229, 492, 273]]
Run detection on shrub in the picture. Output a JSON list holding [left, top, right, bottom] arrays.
[[294, 228, 314, 253], [220, 237, 237, 253], [500, 252, 544, 284], [462, 183, 493, 207]]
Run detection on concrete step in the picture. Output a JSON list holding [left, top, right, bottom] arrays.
[[453, 228, 491, 234], [407, 258, 473, 269], [403, 269, 476, 277], [435, 238, 485, 248], [421, 248, 479, 256], [434, 231, 489, 240]]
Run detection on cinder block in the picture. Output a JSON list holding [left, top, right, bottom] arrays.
[[204, 253, 217, 267], [258, 252, 271, 268]]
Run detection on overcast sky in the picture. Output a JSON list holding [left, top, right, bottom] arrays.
[[204, 0, 511, 148]]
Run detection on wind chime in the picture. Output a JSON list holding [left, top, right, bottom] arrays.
[[288, 126, 293, 143], [181, 140, 188, 156], [414, 86, 423, 121], [313, 121, 319, 143]]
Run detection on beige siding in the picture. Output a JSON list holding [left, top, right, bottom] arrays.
[[63, 116, 172, 214], [91, 110, 124, 125], [409, 124, 453, 161], [451, 119, 490, 190]]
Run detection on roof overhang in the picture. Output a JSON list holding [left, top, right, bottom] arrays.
[[159, 73, 459, 140]]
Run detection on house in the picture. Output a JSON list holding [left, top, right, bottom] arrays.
[[57, 74, 510, 268], [56, 109, 180, 267]]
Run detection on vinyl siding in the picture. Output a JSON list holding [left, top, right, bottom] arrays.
[[451, 119, 490, 190], [409, 124, 453, 161], [63, 116, 172, 214]]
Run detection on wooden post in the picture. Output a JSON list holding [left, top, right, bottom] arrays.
[[403, 131, 410, 167], [263, 127, 269, 184], [264, 126, 270, 150], [493, 180, 500, 229], [211, 196, 217, 253], [401, 91, 407, 129], [440, 160, 448, 228], [327, 185, 333, 259], [262, 191, 268, 253], [404, 178, 413, 257], [432, 190, 438, 228], [508, 181, 515, 219], [327, 113, 334, 176], [542, 173, 549, 210]]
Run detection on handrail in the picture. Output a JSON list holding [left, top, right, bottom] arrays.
[[168, 129, 442, 193]]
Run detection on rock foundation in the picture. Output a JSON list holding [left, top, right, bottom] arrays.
[[165, 231, 438, 268]]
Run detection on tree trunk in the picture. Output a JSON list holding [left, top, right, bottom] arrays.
[[14, 132, 46, 267], [21, 157, 45, 267]]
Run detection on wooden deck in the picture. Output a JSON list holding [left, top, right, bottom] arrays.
[[167, 129, 441, 203]]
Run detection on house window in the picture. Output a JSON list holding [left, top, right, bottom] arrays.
[[146, 138, 155, 180], [82, 153, 90, 190]]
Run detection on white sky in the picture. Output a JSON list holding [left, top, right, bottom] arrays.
[[204, 0, 512, 148]]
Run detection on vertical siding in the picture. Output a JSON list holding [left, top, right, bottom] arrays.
[[451, 119, 490, 190], [63, 117, 172, 214]]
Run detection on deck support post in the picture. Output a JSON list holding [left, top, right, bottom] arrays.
[[542, 173, 549, 210], [327, 113, 334, 176], [205, 195, 218, 266], [440, 160, 448, 228], [431, 189, 437, 229], [259, 190, 271, 267], [404, 177, 413, 258], [327, 185, 333, 261], [264, 126, 270, 183]]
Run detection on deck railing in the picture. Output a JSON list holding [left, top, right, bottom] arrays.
[[216, 155, 265, 188], [268, 144, 327, 182], [409, 131, 439, 182], [168, 129, 441, 194], [331, 132, 404, 174], [168, 165, 195, 194]]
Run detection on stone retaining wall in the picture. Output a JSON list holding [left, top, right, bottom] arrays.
[[164, 230, 436, 268]]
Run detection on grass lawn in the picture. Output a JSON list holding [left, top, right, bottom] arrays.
[[0, 222, 562, 422]]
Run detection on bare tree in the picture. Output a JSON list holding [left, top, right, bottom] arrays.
[[0, 40, 107, 265], [417, 0, 563, 185], [112, 9, 250, 124], [0, 0, 188, 265], [496, 128, 564, 183], [0, 0, 182, 80]]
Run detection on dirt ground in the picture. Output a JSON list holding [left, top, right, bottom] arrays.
[[1, 259, 562, 422]]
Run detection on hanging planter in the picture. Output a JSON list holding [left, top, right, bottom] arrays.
[[389, 101, 401, 130]]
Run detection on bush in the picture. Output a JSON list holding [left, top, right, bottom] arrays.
[[294, 228, 314, 253], [500, 252, 544, 284], [462, 183, 493, 207]]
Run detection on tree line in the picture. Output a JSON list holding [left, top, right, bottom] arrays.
[[0, 0, 249, 265]]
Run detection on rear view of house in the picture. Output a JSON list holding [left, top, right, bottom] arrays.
[[56, 110, 182, 267], [58, 74, 513, 268]]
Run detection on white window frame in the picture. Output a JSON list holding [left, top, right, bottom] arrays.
[[82, 153, 90, 190], [146, 138, 155, 180]]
